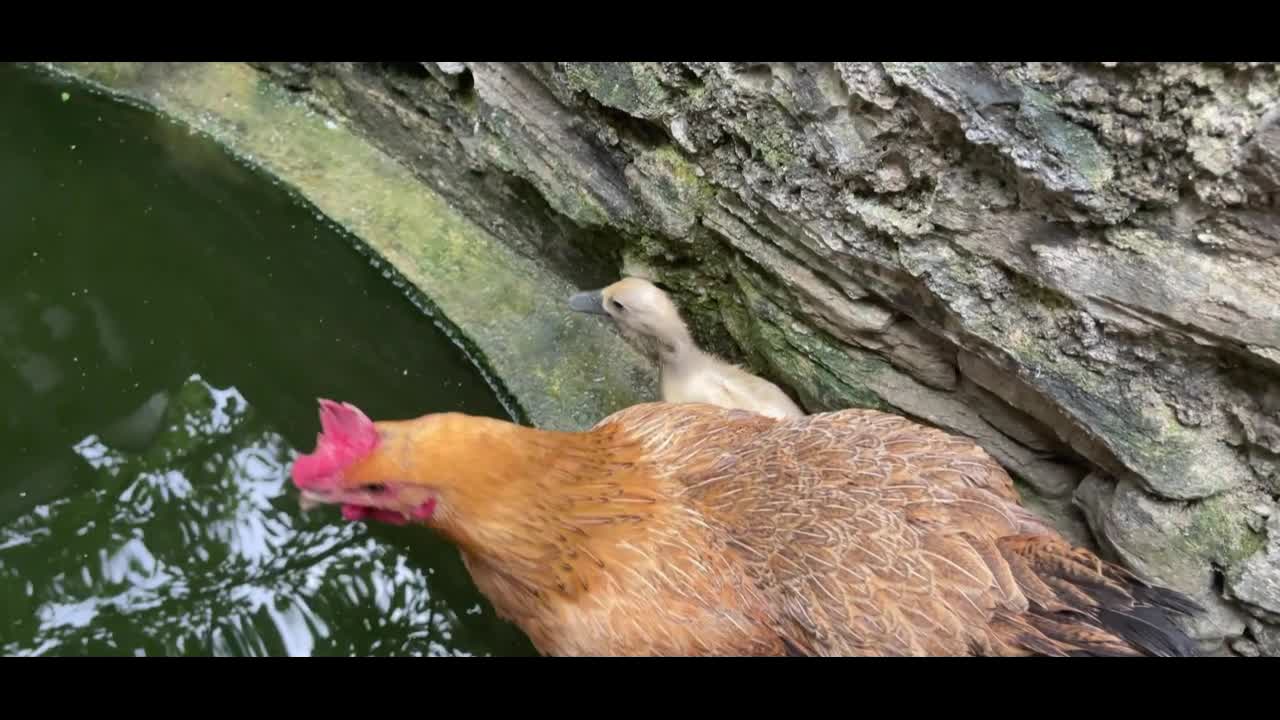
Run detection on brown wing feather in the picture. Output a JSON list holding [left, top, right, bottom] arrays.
[[995, 534, 1203, 657], [626, 404, 1201, 656]]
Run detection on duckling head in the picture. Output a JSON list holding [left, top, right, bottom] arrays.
[[569, 277, 693, 362]]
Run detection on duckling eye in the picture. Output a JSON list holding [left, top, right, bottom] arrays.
[[611, 300, 626, 312]]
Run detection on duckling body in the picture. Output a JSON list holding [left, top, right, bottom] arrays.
[[569, 277, 804, 420], [660, 346, 803, 420]]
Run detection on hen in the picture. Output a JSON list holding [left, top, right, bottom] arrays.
[[291, 398, 1201, 656]]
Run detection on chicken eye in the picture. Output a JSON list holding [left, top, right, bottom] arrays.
[[362, 483, 388, 494], [611, 300, 626, 312]]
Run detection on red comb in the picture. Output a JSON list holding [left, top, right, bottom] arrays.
[[291, 399, 380, 490]]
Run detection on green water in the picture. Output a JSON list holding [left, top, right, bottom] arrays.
[[0, 64, 537, 656]]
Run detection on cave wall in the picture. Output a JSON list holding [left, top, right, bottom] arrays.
[[242, 61, 1280, 655]]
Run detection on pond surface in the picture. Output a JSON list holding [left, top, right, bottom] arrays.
[[0, 64, 537, 656]]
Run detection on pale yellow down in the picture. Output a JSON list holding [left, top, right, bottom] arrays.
[[569, 277, 805, 420]]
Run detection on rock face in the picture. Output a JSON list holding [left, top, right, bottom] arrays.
[[236, 62, 1280, 654]]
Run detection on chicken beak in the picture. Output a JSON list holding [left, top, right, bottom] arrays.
[[568, 289, 608, 316], [298, 490, 329, 513]]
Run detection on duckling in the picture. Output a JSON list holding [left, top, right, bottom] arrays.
[[569, 277, 805, 420]]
